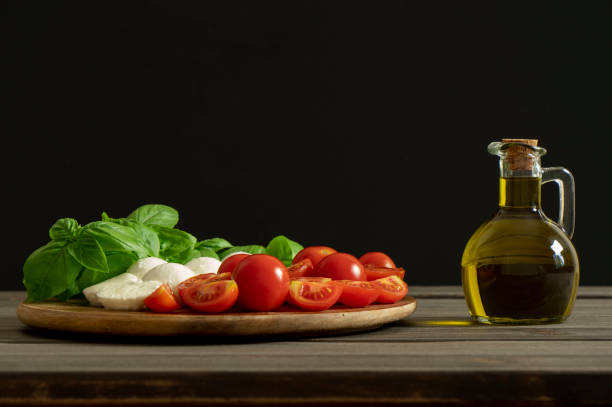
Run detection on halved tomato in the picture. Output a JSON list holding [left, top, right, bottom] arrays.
[[288, 280, 342, 311], [181, 280, 239, 313], [332, 280, 381, 308], [285, 277, 333, 305], [290, 277, 332, 282], [364, 265, 406, 281], [177, 272, 231, 300], [372, 275, 408, 304], [286, 258, 314, 278], [144, 283, 182, 312]]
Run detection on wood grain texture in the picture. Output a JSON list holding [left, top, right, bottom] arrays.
[[2, 288, 612, 406], [16, 297, 416, 336]]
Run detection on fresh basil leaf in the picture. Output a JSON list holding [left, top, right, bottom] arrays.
[[81, 221, 152, 258], [196, 247, 220, 259], [196, 238, 233, 253], [110, 218, 160, 257], [219, 245, 267, 259], [67, 236, 109, 273], [266, 235, 304, 266], [180, 247, 220, 264], [127, 204, 179, 228], [151, 225, 197, 260], [23, 241, 83, 301], [77, 252, 138, 291], [55, 277, 82, 301], [49, 218, 80, 241]]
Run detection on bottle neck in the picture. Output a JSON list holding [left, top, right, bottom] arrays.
[[499, 177, 541, 209]]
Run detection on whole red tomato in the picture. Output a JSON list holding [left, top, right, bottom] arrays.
[[359, 252, 396, 268], [218, 253, 250, 278], [292, 246, 337, 268], [313, 253, 366, 281], [233, 254, 289, 311]]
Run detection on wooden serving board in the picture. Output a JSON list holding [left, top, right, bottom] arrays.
[[17, 297, 416, 337]]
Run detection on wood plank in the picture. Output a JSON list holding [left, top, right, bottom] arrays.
[[2, 340, 612, 372], [2, 371, 612, 406]]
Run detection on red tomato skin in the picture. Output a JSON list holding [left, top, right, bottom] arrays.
[[233, 254, 289, 311], [292, 246, 337, 268], [372, 275, 408, 304], [144, 283, 182, 312], [285, 275, 332, 305], [364, 265, 406, 281], [313, 253, 367, 281], [177, 272, 232, 300], [181, 280, 239, 313], [286, 258, 314, 278], [332, 280, 381, 308], [218, 253, 250, 278], [359, 252, 396, 268], [288, 281, 342, 311]]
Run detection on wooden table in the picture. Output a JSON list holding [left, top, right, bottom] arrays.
[[2, 287, 611, 406]]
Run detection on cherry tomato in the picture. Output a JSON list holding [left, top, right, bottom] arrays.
[[286, 258, 314, 278], [177, 272, 232, 300], [144, 283, 182, 312], [288, 280, 342, 311], [372, 275, 408, 303], [313, 253, 366, 281], [233, 254, 289, 311], [363, 265, 405, 281], [332, 280, 381, 308], [218, 253, 250, 278], [292, 246, 337, 268], [290, 277, 332, 283], [285, 277, 333, 305], [359, 252, 396, 268], [181, 280, 239, 313]]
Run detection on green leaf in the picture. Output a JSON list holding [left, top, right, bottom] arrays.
[[219, 245, 267, 259], [115, 219, 160, 257], [180, 247, 220, 264], [67, 236, 109, 273], [266, 235, 304, 266], [49, 218, 80, 241], [128, 204, 179, 228], [80, 221, 153, 258], [151, 225, 197, 260], [55, 277, 82, 301], [195, 238, 233, 253], [77, 252, 138, 291], [23, 241, 83, 301]]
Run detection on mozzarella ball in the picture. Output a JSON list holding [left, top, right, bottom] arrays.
[[185, 257, 222, 275], [142, 262, 195, 293], [83, 272, 141, 306], [126, 257, 168, 279], [97, 280, 162, 310]]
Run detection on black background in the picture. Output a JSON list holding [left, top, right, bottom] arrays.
[[4, 1, 612, 290]]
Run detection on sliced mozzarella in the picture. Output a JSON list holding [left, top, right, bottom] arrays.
[[83, 272, 141, 306], [97, 280, 162, 310], [142, 263, 195, 293], [185, 257, 222, 275], [126, 257, 167, 279]]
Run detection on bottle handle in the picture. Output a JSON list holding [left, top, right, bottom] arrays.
[[542, 167, 575, 239]]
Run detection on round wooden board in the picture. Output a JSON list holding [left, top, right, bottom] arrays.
[[17, 297, 416, 337]]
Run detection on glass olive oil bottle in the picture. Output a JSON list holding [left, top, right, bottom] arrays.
[[462, 139, 579, 325]]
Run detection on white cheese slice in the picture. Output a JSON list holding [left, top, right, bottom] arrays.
[[97, 280, 162, 310], [83, 272, 141, 307], [185, 257, 222, 275], [126, 257, 167, 279], [142, 263, 195, 293]]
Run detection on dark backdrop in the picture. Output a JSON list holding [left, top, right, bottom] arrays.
[[4, 1, 611, 289]]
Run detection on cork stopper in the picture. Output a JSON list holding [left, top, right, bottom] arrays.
[[502, 139, 539, 171]]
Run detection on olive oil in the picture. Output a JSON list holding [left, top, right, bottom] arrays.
[[462, 140, 579, 325]]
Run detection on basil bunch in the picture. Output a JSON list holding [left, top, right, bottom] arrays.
[[22, 204, 303, 302]]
